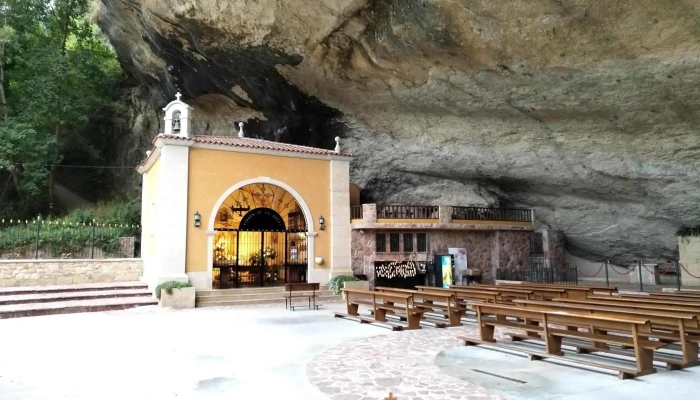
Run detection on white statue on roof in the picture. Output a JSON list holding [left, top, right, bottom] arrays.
[[163, 92, 193, 137]]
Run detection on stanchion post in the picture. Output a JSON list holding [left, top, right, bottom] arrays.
[[676, 260, 681, 291], [637, 260, 643, 292], [605, 260, 610, 287]]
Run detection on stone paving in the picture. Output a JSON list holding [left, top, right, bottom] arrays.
[[307, 325, 505, 400], [2, 301, 700, 400]]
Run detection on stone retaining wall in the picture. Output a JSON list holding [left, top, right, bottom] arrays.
[[0, 259, 143, 287]]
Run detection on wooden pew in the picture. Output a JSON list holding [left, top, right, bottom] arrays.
[[617, 292, 700, 302], [334, 289, 424, 330], [499, 281, 618, 296], [458, 302, 663, 379], [471, 284, 568, 299], [554, 297, 700, 321], [415, 286, 500, 304], [376, 287, 465, 326], [513, 299, 700, 368], [448, 285, 535, 300], [588, 295, 700, 308]]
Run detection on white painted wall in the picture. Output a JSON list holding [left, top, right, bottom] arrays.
[[150, 143, 190, 287], [329, 159, 352, 279]]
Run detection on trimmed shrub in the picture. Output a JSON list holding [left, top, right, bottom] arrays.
[[155, 281, 193, 300], [328, 275, 360, 295]]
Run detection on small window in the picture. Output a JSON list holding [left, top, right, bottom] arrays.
[[376, 233, 386, 253], [417, 233, 427, 253], [403, 233, 413, 252], [389, 233, 400, 252]]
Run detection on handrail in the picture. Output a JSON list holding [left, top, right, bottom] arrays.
[[452, 206, 532, 222], [350, 205, 363, 220], [376, 205, 438, 219]]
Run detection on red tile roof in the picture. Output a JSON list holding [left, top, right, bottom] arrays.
[[137, 134, 352, 170], [181, 135, 353, 157]]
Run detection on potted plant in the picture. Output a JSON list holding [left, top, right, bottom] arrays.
[[328, 275, 367, 298], [155, 281, 195, 309]]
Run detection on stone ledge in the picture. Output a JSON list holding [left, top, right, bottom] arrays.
[[0, 258, 142, 264]]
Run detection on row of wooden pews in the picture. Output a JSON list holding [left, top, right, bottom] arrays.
[[458, 283, 700, 379], [335, 282, 617, 330]]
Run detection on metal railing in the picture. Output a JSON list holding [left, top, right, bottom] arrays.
[[0, 218, 140, 259], [496, 265, 578, 285], [350, 206, 363, 220], [452, 207, 532, 222], [376, 205, 439, 219]]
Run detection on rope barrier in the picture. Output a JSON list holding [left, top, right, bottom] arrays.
[[640, 262, 675, 276], [680, 263, 700, 279], [577, 262, 604, 278], [609, 263, 636, 275]]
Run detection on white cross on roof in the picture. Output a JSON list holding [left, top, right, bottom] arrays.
[[175, 92, 182, 101]]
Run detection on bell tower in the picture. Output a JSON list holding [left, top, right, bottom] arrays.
[[163, 92, 193, 137]]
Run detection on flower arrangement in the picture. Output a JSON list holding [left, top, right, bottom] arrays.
[[249, 246, 277, 266]]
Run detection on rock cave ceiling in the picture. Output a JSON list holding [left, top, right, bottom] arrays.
[[94, 0, 700, 263]]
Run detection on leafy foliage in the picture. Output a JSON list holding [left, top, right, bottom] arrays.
[[0, 202, 140, 256], [155, 281, 193, 300], [328, 275, 360, 295], [0, 0, 125, 217]]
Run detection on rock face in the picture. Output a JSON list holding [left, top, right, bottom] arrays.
[[93, 0, 700, 264]]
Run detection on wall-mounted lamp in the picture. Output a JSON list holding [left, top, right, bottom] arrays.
[[319, 215, 325, 230], [194, 211, 201, 228]]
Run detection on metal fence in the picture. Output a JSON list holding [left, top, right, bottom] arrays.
[[0, 218, 140, 259], [376, 205, 439, 219], [452, 206, 533, 222], [496, 265, 578, 285], [350, 206, 363, 220]]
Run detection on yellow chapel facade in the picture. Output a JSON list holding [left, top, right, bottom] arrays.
[[137, 94, 354, 290]]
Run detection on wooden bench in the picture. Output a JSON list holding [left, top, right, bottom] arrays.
[[377, 287, 465, 327], [416, 286, 501, 304], [513, 299, 700, 369], [335, 288, 425, 330], [587, 295, 700, 308], [284, 283, 321, 311], [472, 284, 568, 299], [617, 292, 700, 302], [448, 285, 535, 300], [458, 302, 662, 379], [499, 281, 618, 296]]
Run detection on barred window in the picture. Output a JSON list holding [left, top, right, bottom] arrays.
[[389, 233, 400, 252], [417, 233, 427, 253], [376, 233, 386, 253], [403, 233, 414, 252]]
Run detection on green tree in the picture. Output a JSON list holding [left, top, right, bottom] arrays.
[[0, 0, 124, 217]]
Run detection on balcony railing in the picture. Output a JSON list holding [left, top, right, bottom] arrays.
[[350, 205, 363, 220], [452, 207, 532, 222], [376, 205, 439, 219]]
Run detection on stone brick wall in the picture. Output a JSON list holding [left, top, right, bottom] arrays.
[[0, 259, 143, 287], [351, 229, 531, 286]]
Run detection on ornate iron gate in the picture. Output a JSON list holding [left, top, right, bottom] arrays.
[[213, 207, 307, 289]]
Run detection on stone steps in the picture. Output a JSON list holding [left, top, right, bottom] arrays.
[[195, 285, 341, 307], [0, 288, 153, 305], [196, 295, 341, 308], [0, 281, 148, 296], [0, 296, 157, 319], [0, 281, 156, 319]]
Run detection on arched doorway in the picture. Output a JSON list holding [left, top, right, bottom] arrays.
[[212, 183, 309, 289]]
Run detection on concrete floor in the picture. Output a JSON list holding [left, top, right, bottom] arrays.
[[0, 303, 384, 400], [437, 345, 700, 400], [2, 303, 699, 400]]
